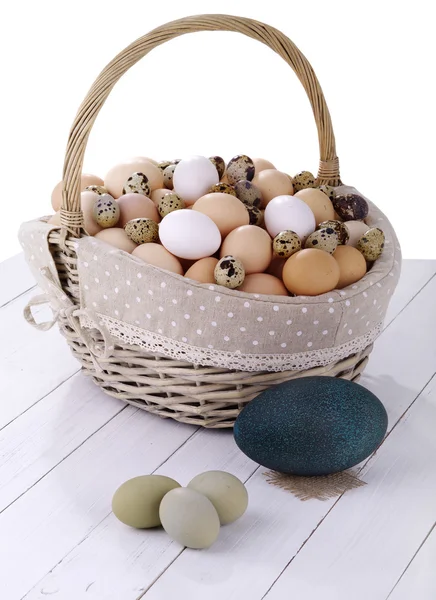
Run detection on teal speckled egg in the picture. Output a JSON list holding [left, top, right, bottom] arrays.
[[233, 377, 388, 476]]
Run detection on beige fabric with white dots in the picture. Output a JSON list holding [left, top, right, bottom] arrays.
[[19, 186, 401, 373]]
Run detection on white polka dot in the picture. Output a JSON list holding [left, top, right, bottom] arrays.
[[273, 305, 279, 311], [187, 290, 193, 296], [200, 306, 205, 311], [244, 302, 250, 308], [208, 344, 214, 349], [93, 255, 98, 261], [329, 307, 335, 314], [348, 329, 353, 335], [215, 296, 221, 303], [297, 331, 302, 336], [328, 297, 334, 303], [287, 320, 293, 325], [352, 285, 358, 289], [281, 343, 287, 348], [92, 301, 97, 307], [103, 294, 108, 300], [30, 255, 34, 260], [136, 297, 141, 303], [389, 272, 394, 277], [158, 306, 164, 312], [125, 303, 130, 309], [171, 321, 176, 327], [343, 323, 348, 328], [252, 340, 259, 346], [84, 284, 89, 290], [184, 314, 190, 320], [355, 308, 360, 314], [83, 262, 89, 268], [313, 320, 319, 325], [366, 321, 370, 327], [31, 234, 34, 239], [240, 327, 246, 332], [322, 330, 328, 335], [197, 329, 202, 335], [182, 337, 188, 342], [146, 314, 151, 319], [228, 312, 234, 318], [172, 299, 178, 304], [39, 247, 43, 253], [95, 278, 100, 284], [208, 286, 215, 291], [148, 290, 153, 296], [114, 310, 119, 316], [126, 280, 130, 285], [158, 328, 163, 334], [363, 292, 368, 298], [269, 331, 275, 336], [370, 281, 374, 286], [211, 321, 217, 327], [224, 336, 230, 341], [373, 299, 377, 305], [257, 317, 263, 322], [135, 320, 140, 325], [136, 272, 141, 278], [307, 342, 313, 347], [345, 300, 351, 307], [161, 282, 166, 288], [105, 271, 110, 276], [301, 307, 307, 313], [376, 282, 382, 288], [254, 294, 260, 298]]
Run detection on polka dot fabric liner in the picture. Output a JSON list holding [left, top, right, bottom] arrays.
[[19, 186, 401, 372]]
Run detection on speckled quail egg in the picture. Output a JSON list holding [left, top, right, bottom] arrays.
[[209, 156, 226, 180], [158, 192, 185, 218], [333, 193, 369, 221], [214, 255, 245, 289], [85, 184, 108, 196], [163, 164, 176, 189], [125, 218, 159, 244], [357, 227, 385, 261], [246, 205, 264, 226], [273, 230, 302, 258], [208, 182, 237, 196], [226, 155, 255, 185], [292, 170, 316, 192], [157, 160, 171, 172], [122, 172, 151, 196], [318, 220, 349, 245], [234, 180, 263, 207], [305, 227, 339, 254], [92, 194, 120, 228], [317, 185, 336, 201]]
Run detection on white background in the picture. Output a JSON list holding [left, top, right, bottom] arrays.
[[2, 0, 435, 261]]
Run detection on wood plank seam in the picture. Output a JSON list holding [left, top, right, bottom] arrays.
[[0, 285, 36, 310], [260, 370, 436, 600], [383, 272, 436, 331]]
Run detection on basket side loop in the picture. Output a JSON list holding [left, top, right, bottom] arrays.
[[61, 14, 341, 234]]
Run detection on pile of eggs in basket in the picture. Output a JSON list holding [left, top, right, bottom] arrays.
[[50, 155, 385, 296]]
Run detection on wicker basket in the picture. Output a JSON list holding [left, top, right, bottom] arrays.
[[20, 15, 401, 428]]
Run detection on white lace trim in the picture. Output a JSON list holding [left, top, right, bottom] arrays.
[[81, 314, 383, 372]]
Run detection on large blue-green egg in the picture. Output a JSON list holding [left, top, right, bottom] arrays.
[[233, 377, 387, 476]]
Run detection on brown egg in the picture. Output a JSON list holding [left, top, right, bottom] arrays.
[[252, 170, 294, 208], [266, 256, 286, 280], [131, 156, 158, 166], [192, 193, 249, 237], [151, 188, 172, 206], [220, 225, 272, 275], [117, 193, 160, 227], [344, 220, 370, 247], [220, 174, 230, 184], [239, 273, 288, 296], [253, 158, 276, 173], [80, 191, 103, 236], [105, 159, 164, 197], [295, 188, 335, 225], [333, 245, 367, 288], [283, 249, 340, 296], [94, 228, 137, 253], [132, 243, 184, 275], [48, 212, 61, 226], [51, 174, 104, 211], [185, 257, 219, 283]]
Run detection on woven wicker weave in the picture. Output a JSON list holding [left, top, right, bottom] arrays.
[[33, 15, 388, 427]]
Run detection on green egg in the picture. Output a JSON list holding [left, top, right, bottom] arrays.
[[112, 475, 181, 529], [188, 471, 248, 525]]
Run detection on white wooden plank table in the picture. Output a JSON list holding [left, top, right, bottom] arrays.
[[0, 254, 435, 600]]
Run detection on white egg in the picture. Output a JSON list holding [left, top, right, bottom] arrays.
[[173, 155, 219, 205], [264, 195, 316, 240], [159, 209, 222, 260]]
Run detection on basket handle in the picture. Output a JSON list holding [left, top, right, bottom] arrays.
[[61, 14, 340, 234]]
